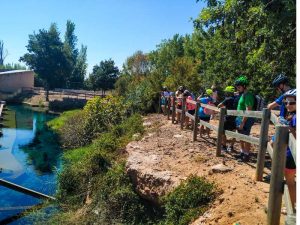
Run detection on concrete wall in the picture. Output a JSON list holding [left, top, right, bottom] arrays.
[[0, 70, 34, 93]]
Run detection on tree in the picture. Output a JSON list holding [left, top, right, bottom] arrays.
[[20, 23, 69, 100], [88, 59, 119, 94], [0, 40, 8, 66]]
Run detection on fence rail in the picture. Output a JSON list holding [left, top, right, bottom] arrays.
[[160, 93, 296, 225]]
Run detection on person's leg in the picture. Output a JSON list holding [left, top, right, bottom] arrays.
[[285, 170, 296, 210]]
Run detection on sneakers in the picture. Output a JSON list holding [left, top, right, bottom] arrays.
[[227, 145, 234, 152], [237, 154, 250, 162], [221, 145, 227, 152]]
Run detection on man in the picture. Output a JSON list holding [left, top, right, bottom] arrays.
[[234, 76, 255, 162], [267, 73, 291, 119]]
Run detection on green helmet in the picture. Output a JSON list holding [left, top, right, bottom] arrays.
[[235, 76, 249, 86], [206, 88, 213, 96], [224, 86, 235, 93]]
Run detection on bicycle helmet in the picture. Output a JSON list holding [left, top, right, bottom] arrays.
[[224, 86, 235, 93], [206, 89, 213, 96], [183, 90, 191, 97], [234, 76, 249, 86], [178, 86, 184, 92], [283, 89, 296, 98], [272, 73, 288, 87]]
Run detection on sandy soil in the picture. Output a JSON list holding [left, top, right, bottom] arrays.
[[127, 114, 285, 225]]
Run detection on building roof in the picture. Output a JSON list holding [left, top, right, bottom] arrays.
[[0, 70, 33, 75]]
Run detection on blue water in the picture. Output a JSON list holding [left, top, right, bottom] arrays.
[[0, 105, 61, 224]]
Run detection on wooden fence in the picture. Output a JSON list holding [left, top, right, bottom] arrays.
[[160, 94, 296, 225], [21, 87, 105, 100]]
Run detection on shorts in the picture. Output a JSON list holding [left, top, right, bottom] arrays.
[[177, 104, 182, 109], [224, 120, 236, 131], [286, 154, 296, 170], [188, 109, 195, 115], [236, 117, 254, 135], [199, 116, 210, 122]]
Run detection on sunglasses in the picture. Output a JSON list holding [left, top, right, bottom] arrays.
[[284, 101, 296, 106]]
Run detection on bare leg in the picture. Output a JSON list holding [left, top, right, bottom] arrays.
[[285, 171, 296, 210]]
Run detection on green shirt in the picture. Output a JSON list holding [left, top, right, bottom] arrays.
[[237, 92, 255, 111]]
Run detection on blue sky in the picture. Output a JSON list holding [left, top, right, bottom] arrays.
[[0, 0, 205, 74]]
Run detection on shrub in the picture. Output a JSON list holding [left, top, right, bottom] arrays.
[[162, 175, 216, 225]]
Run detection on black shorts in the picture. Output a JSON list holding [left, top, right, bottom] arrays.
[[286, 155, 296, 170], [224, 120, 236, 131], [177, 105, 182, 109], [199, 117, 210, 122], [188, 109, 195, 115]]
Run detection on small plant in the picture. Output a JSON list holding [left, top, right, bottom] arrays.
[[161, 175, 216, 225]]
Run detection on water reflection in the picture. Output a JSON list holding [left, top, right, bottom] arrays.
[[0, 105, 61, 223]]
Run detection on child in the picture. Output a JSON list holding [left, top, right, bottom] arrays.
[[217, 86, 241, 152], [175, 86, 184, 123], [197, 89, 214, 137], [282, 89, 296, 210], [183, 90, 195, 128]]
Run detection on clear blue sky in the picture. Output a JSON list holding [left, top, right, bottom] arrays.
[[0, 0, 205, 74]]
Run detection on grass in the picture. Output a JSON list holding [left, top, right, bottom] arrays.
[[47, 109, 81, 131]]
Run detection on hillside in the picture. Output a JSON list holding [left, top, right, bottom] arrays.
[[126, 114, 285, 225]]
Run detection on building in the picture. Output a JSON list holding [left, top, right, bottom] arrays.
[[0, 70, 34, 93]]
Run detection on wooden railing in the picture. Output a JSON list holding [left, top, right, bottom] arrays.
[[160, 94, 296, 225]]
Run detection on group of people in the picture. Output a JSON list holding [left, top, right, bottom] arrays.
[[160, 73, 296, 209]]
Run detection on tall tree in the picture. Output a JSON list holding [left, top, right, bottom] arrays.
[[20, 23, 69, 100], [0, 40, 8, 66], [88, 59, 119, 94]]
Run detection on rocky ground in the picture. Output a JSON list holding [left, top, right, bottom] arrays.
[[126, 114, 285, 225]]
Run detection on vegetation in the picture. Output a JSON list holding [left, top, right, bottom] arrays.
[[115, 0, 295, 113]]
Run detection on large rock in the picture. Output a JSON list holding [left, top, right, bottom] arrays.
[[126, 150, 182, 205]]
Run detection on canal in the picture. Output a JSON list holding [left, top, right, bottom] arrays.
[[0, 105, 61, 224]]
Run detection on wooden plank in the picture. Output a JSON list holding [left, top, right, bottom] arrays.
[[199, 120, 218, 132], [256, 108, 271, 181], [224, 130, 260, 145], [185, 112, 195, 121], [226, 110, 263, 119], [176, 109, 182, 113], [270, 112, 280, 125], [216, 108, 226, 156], [0, 178, 56, 200], [186, 99, 197, 105], [193, 102, 200, 141], [267, 125, 289, 225], [200, 103, 220, 112], [288, 133, 296, 161], [267, 142, 273, 159]]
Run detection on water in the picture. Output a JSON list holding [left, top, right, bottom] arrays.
[[0, 105, 62, 224]]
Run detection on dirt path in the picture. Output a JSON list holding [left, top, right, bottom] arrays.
[[126, 114, 285, 225]]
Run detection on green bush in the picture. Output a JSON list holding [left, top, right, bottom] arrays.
[[162, 175, 216, 225], [47, 109, 81, 131]]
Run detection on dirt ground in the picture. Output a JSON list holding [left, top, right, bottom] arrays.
[[127, 113, 285, 225]]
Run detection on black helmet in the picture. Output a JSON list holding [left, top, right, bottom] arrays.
[[183, 90, 190, 97], [272, 73, 288, 87], [162, 86, 167, 91]]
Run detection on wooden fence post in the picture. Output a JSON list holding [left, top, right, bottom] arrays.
[[267, 125, 289, 225], [193, 102, 200, 141], [180, 97, 186, 129], [255, 108, 271, 181], [216, 107, 226, 157], [171, 96, 176, 124]]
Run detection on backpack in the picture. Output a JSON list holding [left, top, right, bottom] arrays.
[[253, 94, 266, 111], [203, 98, 215, 115]]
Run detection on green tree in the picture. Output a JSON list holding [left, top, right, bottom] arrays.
[[88, 59, 119, 94], [20, 23, 69, 100], [0, 40, 8, 66]]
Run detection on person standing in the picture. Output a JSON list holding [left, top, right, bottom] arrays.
[[234, 76, 255, 162]]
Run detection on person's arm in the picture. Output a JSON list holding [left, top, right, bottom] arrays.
[[267, 101, 279, 110]]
